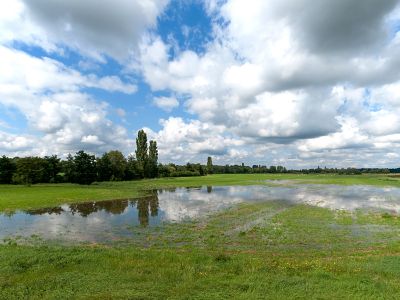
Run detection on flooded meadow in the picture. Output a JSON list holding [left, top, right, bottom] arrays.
[[1, 183, 400, 242]]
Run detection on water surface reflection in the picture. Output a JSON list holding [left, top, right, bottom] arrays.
[[25, 195, 159, 226], [1, 184, 400, 242]]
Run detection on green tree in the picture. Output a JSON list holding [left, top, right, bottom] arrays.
[[158, 163, 176, 177], [277, 165, 285, 173], [96, 153, 112, 182], [62, 154, 75, 182], [73, 151, 97, 184], [207, 156, 213, 174], [102, 150, 127, 181], [125, 155, 141, 180], [43, 155, 61, 183], [108, 150, 127, 180], [135, 129, 148, 178], [0, 155, 16, 184], [148, 140, 158, 178], [12, 157, 46, 184]]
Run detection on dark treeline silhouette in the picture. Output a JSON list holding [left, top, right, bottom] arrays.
[[0, 131, 398, 185], [0, 129, 160, 185], [289, 166, 394, 175], [211, 163, 287, 174]]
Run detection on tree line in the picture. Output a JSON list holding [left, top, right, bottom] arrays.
[[208, 164, 287, 174], [290, 166, 393, 175], [0, 129, 397, 185], [0, 130, 160, 185]]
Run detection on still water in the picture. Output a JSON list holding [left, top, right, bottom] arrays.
[[1, 184, 400, 242]]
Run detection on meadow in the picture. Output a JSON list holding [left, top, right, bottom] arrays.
[[1, 174, 400, 299], [1, 173, 400, 212]]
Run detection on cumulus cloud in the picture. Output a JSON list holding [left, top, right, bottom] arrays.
[[0, 46, 137, 97], [135, 0, 400, 167], [2, 0, 400, 167], [266, 0, 398, 55], [298, 117, 370, 152], [81, 135, 105, 146], [149, 117, 243, 163], [0, 131, 36, 154], [153, 96, 179, 112], [1, 0, 169, 61], [0, 46, 135, 156]]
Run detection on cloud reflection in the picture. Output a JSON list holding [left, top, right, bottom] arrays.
[[1, 184, 400, 243]]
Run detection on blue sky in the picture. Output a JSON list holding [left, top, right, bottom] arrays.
[[5, 1, 212, 133], [1, 0, 400, 168]]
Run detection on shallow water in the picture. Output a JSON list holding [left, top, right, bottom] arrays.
[[1, 184, 400, 242]]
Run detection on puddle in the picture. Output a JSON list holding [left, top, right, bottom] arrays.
[[1, 184, 400, 242]]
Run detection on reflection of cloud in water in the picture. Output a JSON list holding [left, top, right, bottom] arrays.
[[0, 199, 155, 242], [1, 184, 400, 242], [158, 187, 246, 221], [158, 184, 400, 221], [292, 185, 400, 213], [4, 211, 119, 242]]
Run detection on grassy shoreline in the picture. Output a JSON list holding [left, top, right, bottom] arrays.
[[1, 174, 400, 298], [1, 173, 400, 212], [1, 201, 400, 298]]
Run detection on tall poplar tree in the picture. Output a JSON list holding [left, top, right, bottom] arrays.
[[207, 156, 213, 174], [148, 140, 158, 178], [135, 129, 148, 178]]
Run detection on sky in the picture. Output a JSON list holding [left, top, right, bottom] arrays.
[[1, 0, 400, 168]]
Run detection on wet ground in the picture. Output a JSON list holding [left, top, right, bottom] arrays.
[[1, 184, 400, 242]]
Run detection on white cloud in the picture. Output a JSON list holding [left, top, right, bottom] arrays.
[[2, 0, 400, 167], [153, 96, 179, 112], [0, 0, 169, 61], [150, 117, 244, 162], [0, 131, 35, 153], [0, 46, 135, 156], [135, 0, 400, 167], [0, 46, 137, 97], [81, 135, 105, 146], [298, 117, 369, 152]]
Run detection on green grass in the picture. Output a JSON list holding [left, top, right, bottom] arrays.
[[1, 202, 400, 299], [1, 173, 400, 212], [1, 174, 400, 298]]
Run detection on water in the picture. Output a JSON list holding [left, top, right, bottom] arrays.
[[1, 184, 400, 242]]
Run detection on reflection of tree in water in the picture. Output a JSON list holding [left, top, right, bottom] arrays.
[[22, 193, 160, 227], [134, 193, 159, 226], [67, 196, 160, 226], [27, 206, 64, 215], [69, 202, 97, 217], [96, 199, 129, 215], [136, 197, 149, 226], [150, 194, 159, 217], [69, 199, 129, 217]]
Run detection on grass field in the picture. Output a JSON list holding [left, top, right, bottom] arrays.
[[1, 202, 400, 299], [1, 173, 400, 212], [1, 174, 400, 299]]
